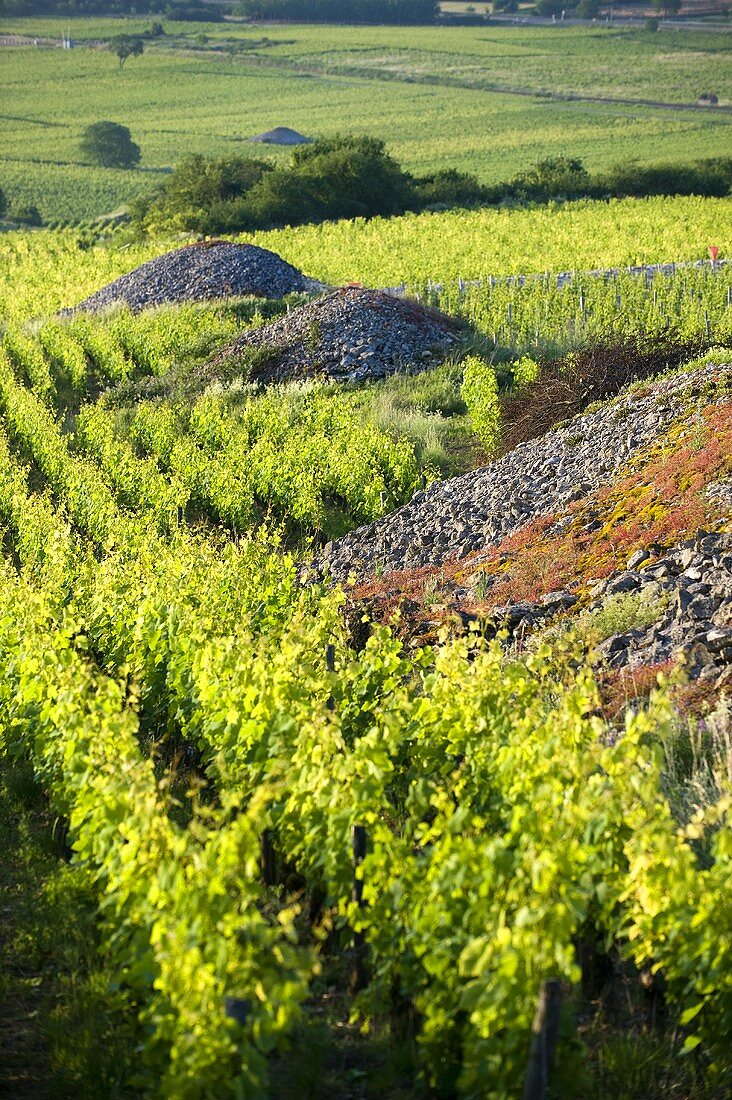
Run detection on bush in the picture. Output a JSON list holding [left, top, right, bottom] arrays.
[[461, 357, 501, 455], [0, 186, 6, 220], [499, 335, 707, 455], [288, 135, 413, 220], [576, 0, 600, 17], [12, 203, 42, 226], [134, 137, 414, 233], [133, 153, 271, 232], [594, 158, 732, 199], [645, 15, 659, 29], [168, 5, 226, 19], [411, 168, 490, 209], [80, 122, 140, 169], [510, 156, 593, 201]]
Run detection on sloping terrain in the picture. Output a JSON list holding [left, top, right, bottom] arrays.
[[64, 241, 325, 315], [319, 359, 732, 705], [205, 287, 463, 385]]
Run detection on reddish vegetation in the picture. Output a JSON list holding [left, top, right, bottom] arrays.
[[468, 400, 732, 608], [354, 400, 732, 650], [598, 661, 677, 721]]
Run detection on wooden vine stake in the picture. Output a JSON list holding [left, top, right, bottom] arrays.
[[260, 827, 276, 887], [522, 979, 562, 1100], [350, 824, 368, 994]]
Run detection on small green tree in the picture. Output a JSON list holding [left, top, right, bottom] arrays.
[[80, 122, 141, 169], [108, 34, 144, 71]]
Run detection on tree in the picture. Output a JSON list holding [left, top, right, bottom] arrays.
[[654, 0, 680, 15], [132, 153, 272, 232], [108, 34, 144, 70], [80, 122, 141, 169]]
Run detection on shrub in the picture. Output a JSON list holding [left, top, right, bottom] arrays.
[[12, 203, 42, 226], [133, 153, 271, 232], [510, 156, 593, 201], [576, 0, 599, 16], [0, 186, 6, 220], [461, 356, 501, 455], [288, 135, 414, 220], [80, 122, 140, 169], [411, 168, 490, 209], [499, 335, 707, 454], [645, 15, 659, 29], [595, 159, 732, 199]]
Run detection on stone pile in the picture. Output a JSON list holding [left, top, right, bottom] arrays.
[[586, 530, 732, 683], [317, 362, 732, 583], [64, 241, 325, 315], [206, 286, 462, 386]]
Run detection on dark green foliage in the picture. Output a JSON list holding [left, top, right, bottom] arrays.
[[11, 203, 42, 226], [237, 0, 437, 22], [80, 122, 141, 169], [510, 156, 593, 201], [133, 153, 271, 232], [107, 34, 144, 70], [167, 5, 227, 19], [289, 135, 413, 219], [575, 0, 600, 18], [594, 159, 732, 199], [410, 168, 491, 209], [135, 137, 414, 233], [0, 186, 6, 220], [132, 142, 732, 236]]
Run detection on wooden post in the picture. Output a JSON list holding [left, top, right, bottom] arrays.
[[522, 979, 562, 1100], [260, 828, 276, 887], [326, 644, 335, 712], [350, 824, 368, 993]]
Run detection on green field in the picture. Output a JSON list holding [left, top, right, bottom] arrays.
[[0, 19, 730, 221], [1, 195, 729, 323]]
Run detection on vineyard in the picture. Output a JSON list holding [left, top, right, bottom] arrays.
[[0, 199, 731, 1098], [0, 20, 730, 222]]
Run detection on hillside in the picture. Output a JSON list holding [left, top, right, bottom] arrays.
[[0, 219, 730, 1098]]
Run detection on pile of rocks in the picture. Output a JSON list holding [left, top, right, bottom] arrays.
[[64, 241, 326, 315], [206, 286, 462, 385], [587, 531, 732, 683], [318, 362, 732, 583]]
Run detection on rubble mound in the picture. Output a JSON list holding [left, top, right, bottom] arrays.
[[250, 126, 312, 145], [316, 362, 731, 583], [207, 286, 463, 385], [65, 241, 326, 315]]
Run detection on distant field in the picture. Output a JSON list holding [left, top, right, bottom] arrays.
[[0, 19, 730, 221]]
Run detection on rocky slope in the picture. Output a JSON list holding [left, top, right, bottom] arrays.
[[317, 359, 732, 702], [318, 362, 729, 581]]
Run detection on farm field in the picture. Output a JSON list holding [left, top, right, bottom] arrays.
[[1, 194, 730, 321], [0, 20, 730, 220], [0, 201, 731, 1096]]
